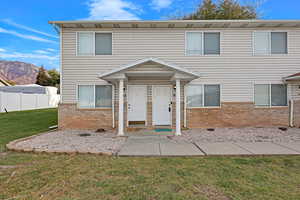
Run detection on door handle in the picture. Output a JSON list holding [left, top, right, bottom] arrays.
[[168, 106, 171, 112]]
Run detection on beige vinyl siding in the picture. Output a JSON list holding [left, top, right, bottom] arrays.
[[290, 84, 300, 100], [61, 28, 300, 104]]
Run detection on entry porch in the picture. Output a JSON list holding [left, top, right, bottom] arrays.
[[99, 58, 199, 136]]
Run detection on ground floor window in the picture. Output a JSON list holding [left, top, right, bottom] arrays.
[[78, 85, 112, 108], [186, 84, 220, 107], [254, 84, 287, 107]]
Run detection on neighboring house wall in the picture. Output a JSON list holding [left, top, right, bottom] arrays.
[[59, 27, 300, 129]]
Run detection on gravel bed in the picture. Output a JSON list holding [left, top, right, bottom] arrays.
[[13, 130, 126, 154], [172, 127, 300, 143]]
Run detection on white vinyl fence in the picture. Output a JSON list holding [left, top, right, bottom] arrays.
[[0, 92, 60, 113]]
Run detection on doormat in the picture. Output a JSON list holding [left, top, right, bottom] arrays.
[[155, 128, 172, 132]]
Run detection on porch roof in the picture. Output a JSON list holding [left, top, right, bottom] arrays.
[[283, 72, 300, 82], [98, 57, 199, 81]]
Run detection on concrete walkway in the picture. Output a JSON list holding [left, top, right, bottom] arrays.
[[118, 136, 300, 156]]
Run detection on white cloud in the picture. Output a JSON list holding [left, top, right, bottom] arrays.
[[46, 48, 57, 52], [0, 48, 6, 52], [0, 27, 57, 44], [34, 50, 50, 54], [87, 0, 140, 20], [0, 51, 58, 61], [151, 0, 172, 10], [2, 19, 58, 39]]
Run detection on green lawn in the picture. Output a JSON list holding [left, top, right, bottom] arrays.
[[0, 108, 300, 200], [0, 108, 57, 152]]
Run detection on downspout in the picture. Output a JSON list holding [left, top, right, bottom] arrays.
[[289, 99, 294, 127]]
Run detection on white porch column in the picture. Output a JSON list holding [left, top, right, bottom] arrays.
[[118, 79, 124, 136], [175, 79, 181, 136]]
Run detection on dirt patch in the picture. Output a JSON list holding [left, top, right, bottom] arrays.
[[194, 185, 231, 200]]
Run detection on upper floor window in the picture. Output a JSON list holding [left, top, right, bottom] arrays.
[[186, 84, 221, 107], [186, 32, 220, 55], [254, 84, 287, 107], [253, 32, 287, 55], [77, 32, 112, 56]]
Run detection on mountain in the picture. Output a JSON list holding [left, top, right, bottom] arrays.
[[0, 60, 39, 85]]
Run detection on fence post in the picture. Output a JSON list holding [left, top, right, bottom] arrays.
[[0, 92, 2, 112], [19, 93, 22, 111]]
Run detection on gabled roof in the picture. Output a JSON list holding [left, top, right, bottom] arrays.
[[98, 57, 199, 79], [283, 72, 300, 81]]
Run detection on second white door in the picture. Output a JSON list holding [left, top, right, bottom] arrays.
[[152, 86, 172, 125]]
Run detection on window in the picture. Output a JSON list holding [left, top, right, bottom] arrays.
[[186, 84, 220, 107], [77, 32, 94, 56], [95, 33, 112, 55], [77, 32, 112, 56], [78, 85, 94, 108], [95, 85, 112, 107], [253, 31, 287, 55], [204, 33, 220, 55], [271, 32, 287, 54], [254, 84, 287, 107], [186, 32, 220, 55], [204, 85, 220, 106], [78, 85, 112, 108], [186, 32, 202, 55]]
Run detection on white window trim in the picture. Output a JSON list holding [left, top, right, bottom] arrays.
[[76, 31, 113, 56], [253, 82, 288, 108], [76, 83, 113, 109], [185, 83, 222, 108], [185, 31, 221, 56], [252, 31, 288, 56]]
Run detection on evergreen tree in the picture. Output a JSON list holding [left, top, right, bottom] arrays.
[[36, 66, 51, 86], [183, 0, 257, 20]]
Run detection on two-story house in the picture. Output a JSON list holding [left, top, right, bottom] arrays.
[[49, 20, 300, 136]]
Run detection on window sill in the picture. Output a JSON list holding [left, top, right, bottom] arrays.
[[252, 54, 288, 56], [76, 107, 112, 111], [185, 54, 221, 57], [254, 106, 288, 109], [187, 106, 221, 109]]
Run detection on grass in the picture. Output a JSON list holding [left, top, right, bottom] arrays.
[[0, 154, 300, 200], [0, 108, 57, 152], [0, 108, 300, 199]]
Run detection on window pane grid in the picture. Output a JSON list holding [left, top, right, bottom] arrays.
[[77, 32, 112, 56], [186, 84, 220, 108], [254, 84, 287, 107], [78, 85, 112, 108], [186, 32, 220, 55], [254, 31, 287, 55]]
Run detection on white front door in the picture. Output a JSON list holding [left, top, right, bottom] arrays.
[[127, 85, 147, 122], [152, 86, 172, 125]]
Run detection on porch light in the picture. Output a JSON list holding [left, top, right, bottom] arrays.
[[173, 86, 176, 97]]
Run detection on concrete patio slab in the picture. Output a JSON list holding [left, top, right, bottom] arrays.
[[118, 142, 160, 156], [195, 142, 252, 155], [235, 142, 300, 155], [160, 141, 204, 156], [274, 142, 300, 153]]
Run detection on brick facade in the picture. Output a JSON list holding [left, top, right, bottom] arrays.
[[58, 104, 113, 130], [186, 102, 289, 128], [59, 100, 294, 130], [294, 100, 300, 127]]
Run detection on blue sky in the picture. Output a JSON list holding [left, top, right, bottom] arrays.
[[0, 0, 299, 70]]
